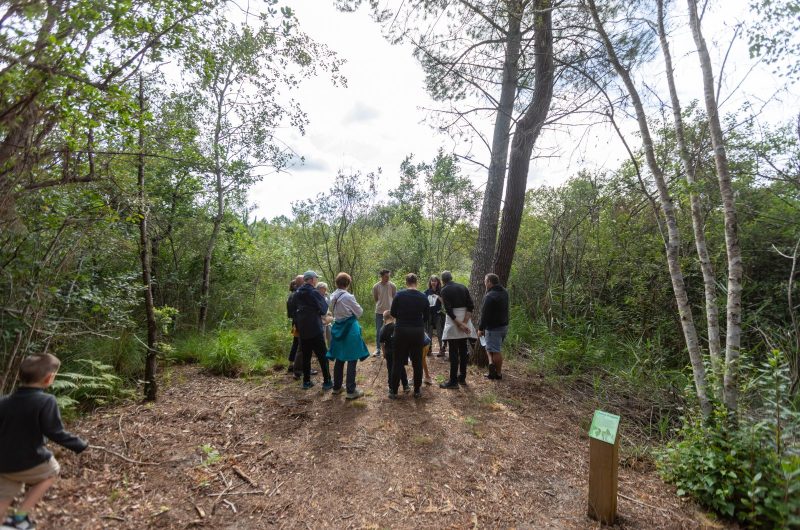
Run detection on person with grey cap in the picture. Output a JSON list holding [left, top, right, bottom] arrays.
[[477, 273, 509, 380], [293, 271, 332, 390]]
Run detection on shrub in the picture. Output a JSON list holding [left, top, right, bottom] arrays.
[[52, 359, 133, 415], [658, 351, 800, 528], [201, 330, 261, 377]]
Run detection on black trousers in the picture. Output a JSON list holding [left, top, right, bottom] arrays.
[[391, 326, 423, 393], [289, 335, 299, 362], [385, 349, 408, 389], [447, 338, 469, 383], [300, 334, 331, 384], [333, 359, 357, 393]]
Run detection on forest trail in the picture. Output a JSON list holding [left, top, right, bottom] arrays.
[[40, 355, 727, 529]]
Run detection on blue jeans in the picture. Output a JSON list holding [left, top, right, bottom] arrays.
[[375, 313, 384, 354]]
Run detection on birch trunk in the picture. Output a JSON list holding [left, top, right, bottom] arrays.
[[657, 0, 723, 401], [686, 0, 744, 413], [587, 0, 712, 417], [468, 1, 523, 317]]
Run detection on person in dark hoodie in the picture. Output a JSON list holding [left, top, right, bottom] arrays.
[[294, 271, 333, 390], [0, 354, 88, 530], [286, 275, 303, 375], [477, 273, 510, 380]]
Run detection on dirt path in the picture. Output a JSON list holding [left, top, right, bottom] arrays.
[[40, 355, 723, 529]]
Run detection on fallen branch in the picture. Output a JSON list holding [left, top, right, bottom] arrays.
[[89, 445, 161, 466], [619, 492, 670, 513], [233, 465, 258, 487], [207, 490, 266, 497]]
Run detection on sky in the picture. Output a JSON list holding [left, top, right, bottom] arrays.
[[247, 0, 797, 221]]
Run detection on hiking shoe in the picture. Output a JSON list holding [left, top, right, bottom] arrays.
[[423, 376, 433, 385], [332, 387, 344, 395], [402, 385, 411, 393], [372, 351, 381, 358], [302, 381, 315, 390], [346, 389, 364, 400], [413, 390, 422, 399], [322, 381, 333, 391], [2, 516, 35, 530], [458, 378, 467, 386], [388, 391, 398, 400], [439, 381, 459, 389]]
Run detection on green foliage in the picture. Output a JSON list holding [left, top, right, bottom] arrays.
[[658, 352, 800, 527], [200, 330, 261, 377], [51, 359, 132, 414]]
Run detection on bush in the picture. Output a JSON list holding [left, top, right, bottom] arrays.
[[658, 351, 800, 528], [200, 330, 261, 377], [52, 359, 133, 415]]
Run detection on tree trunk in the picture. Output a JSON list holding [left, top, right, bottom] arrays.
[[198, 86, 228, 332], [137, 77, 158, 402], [686, 0, 744, 414], [492, 0, 555, 286], [587, 0, 712, 417], [468, 1, 523, 316], [657, 0, 723, 401]]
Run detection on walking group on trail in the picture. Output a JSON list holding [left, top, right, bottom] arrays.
[[0, 267, 508, 529], [285, 268, 511, 400]]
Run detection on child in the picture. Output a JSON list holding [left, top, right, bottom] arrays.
[[379, 310, 409, 393], [0, 354, 88, 530], [421, 334, 433, 385]]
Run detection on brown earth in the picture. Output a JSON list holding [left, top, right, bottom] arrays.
[[37, 353, 731, 529]]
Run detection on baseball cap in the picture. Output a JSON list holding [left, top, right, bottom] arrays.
[[303, 270, 319, 280]]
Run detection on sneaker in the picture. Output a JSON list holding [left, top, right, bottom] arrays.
[[322, 381, 333, 391], [310, 368, 319, 375], [332, 387, 344, 395], [458, 378, 468, 386], [402, 385, 411, 393], [372, 351, 381, 358], [413, 390, 422, 399], [3, 516, 35, 530], [388, 391, 398, 400], [423, 376, 433, 385], [439, 381, 459, 389], [346, 389, 364, 400], [302, 381, 315, 390]]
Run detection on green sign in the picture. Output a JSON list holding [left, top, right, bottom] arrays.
[[589, 410, 620, 444]]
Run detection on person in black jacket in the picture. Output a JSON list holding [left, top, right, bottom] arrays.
[[439, 270, 477, 388], [294, 271, 332, 390], [286, 275, 303, 375], [389, 273, 429, 399], [0, 354, 88, 530], [477, 273, 510, 380]]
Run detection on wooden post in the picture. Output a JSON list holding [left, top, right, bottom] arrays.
[[587, 410, 620, 524]]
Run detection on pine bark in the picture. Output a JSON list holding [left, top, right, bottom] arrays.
[[468, 1, 523, 316], [657, 0, 723, 401], [492, 0, 555, 286], [686, 0, 744, 413], [137, 78, 158, 401], [587, 0, 712, 417]]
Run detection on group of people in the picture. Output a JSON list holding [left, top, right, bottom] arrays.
[[285, 268, 510, 400], [0, 269, 509, 529]]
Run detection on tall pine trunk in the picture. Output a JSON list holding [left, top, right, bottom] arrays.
[[137, 77, 158, 401], [468, 1, 523, 314], [587, 0, 712, 417], [657, 0, 723, 401], [493, 0, 555, 286], [686, 0, 744, 413]]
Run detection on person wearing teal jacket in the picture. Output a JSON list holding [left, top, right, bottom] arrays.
[[326, 272, 369, 399]]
